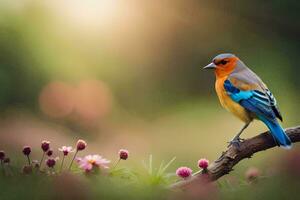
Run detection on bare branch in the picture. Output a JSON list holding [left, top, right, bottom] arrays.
[[170, 126, 300, 190]]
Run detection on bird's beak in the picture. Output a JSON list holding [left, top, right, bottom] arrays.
[[203, 62, 216, 70]]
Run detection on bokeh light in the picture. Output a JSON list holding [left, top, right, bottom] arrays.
[[39, 81, 75, 118], [73, 80, 112, 128]]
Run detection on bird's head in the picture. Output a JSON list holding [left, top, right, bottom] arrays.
[[204, 53, 239, 78]]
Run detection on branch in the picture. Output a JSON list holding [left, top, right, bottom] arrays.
[[171, 126, 300, 190]]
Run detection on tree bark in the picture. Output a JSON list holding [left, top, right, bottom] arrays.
[[170, 126, 300, 190]]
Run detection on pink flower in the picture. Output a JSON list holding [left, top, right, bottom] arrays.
[[59, 146, 74, 156], [46, 157, 59, 168], [118, 149, 129, 160], [77, 154, 110, 172], [41, 141, 50, 152], [76, 140, 87, 151], [47, 149, 53, 157], [22, 146, 31, 156], [198, 158, 209, 169], [176, 167, 192, 179]]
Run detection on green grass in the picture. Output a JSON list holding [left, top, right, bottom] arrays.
[[1, 156, 300, 200]]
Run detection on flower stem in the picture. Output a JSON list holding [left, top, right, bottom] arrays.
[[39, 152, 45, 170], [1, 160, 5, 176], [68, 150, 78, 171], [27, 155, 31, 166], [60, 155, 65, 172], [0, 160, 3, 168], [192, 170, 201, 176]]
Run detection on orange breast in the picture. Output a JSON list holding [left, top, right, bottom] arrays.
[[215, 77, 252, 123]]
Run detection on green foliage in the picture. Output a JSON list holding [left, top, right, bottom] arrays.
[[140, 155, 177, 186]]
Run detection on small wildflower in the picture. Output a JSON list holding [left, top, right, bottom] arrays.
[[3, 157, 10, 164], [198, 158, 209, 169], [119, 149, 129, 160], [41, 141, 50, 152], [69, 140, 87, 170], [59, 146, 74, 156], [23, 146, 32, 165], [245, 167, 260, 183], [176, 167, 192, 179], [77, 154, 110, 172], [76, 140, 87, 151], [22, 165, 33, 174], [47, 149, 53, 157], [22, 146, 31, 156], [46, 158, 56, 168], [39, 141, 50, 169], [0, 150, 5, 160], [59, 146, 74, 171]]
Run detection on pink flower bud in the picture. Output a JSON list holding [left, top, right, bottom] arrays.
[[47, 149, 53, 157], [76, 139, 87, 151], [41, 141, 50, 152], [22, 146, 31, 156], [176, 167, 192, 178], [58, 146, 74, 156], [46, 158, 56, 168], [119, 149, 129, 160], [198, 158, 209, 169]]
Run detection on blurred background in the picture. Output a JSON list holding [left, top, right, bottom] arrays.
[[0, 0, 300, 199]]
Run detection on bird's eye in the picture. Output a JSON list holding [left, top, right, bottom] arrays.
[[220, 59, 228, 65]]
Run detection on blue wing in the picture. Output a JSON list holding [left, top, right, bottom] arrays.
[[224, 79, 291, 148], [223, 79, 276, 121]]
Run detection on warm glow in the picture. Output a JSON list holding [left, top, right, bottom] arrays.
[[39, 81, 75, 118], [49, 0, 120, 28], [39, 80, 112, 128]]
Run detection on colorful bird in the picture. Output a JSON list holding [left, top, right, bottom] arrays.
[[204, 53, 291, 148]]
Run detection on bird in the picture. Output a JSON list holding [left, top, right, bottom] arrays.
[[203, 53, 292, 149]]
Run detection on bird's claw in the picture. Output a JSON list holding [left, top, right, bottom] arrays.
[[227, 137, 244, 148]]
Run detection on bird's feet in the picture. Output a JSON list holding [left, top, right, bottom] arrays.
[[227, 137, 244, 148]]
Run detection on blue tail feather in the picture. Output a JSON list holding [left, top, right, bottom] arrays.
[[259, 116, 292, 149], [260, 117, 292, 149]]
